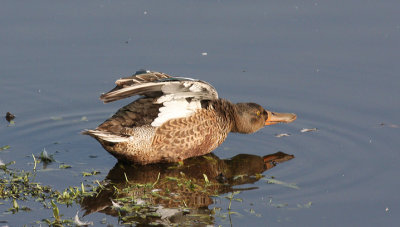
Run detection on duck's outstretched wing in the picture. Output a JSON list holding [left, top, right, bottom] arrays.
[[100, 71, 218, 104], [100, 71, 219, 127]]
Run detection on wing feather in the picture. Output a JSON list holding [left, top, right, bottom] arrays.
[[99, 70, 219, 127], [100, 71, 218, 103]]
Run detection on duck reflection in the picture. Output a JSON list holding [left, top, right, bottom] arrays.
[[81, 152, 294, 225]]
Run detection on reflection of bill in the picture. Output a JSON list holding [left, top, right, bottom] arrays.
[[81, 152, 294, 225]]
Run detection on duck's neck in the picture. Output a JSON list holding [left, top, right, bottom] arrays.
[[210, 100, 263, 134], [207, 99, 239, 133]]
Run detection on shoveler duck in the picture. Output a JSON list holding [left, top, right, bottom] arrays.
[[84, 71, 296, 164]]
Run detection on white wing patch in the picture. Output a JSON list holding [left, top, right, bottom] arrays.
[[150, 79, 217, 127], [151, 99, 201, 127], [154, 81, 218, 104]]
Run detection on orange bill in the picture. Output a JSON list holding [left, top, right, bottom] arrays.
[[265, 111, 297, 125]]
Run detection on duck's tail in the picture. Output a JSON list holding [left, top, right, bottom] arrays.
[[82, 130, 130, 143]]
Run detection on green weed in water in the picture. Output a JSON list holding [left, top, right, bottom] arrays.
[[0, 145, 10, 151]]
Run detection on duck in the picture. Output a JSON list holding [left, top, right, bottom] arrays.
[[83, 70, 296, 164]]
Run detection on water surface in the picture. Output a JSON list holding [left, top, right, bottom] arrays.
[[1, 1, 399, 226]]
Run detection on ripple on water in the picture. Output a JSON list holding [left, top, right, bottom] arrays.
[[247, 109, 388, 206], [0, 109, 116, 168], [1, 98, 395, 208]]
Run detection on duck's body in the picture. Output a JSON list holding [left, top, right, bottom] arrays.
[[84, 71, 296, 164]]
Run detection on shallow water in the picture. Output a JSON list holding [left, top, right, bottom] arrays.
[[1, 1, 400, 226]]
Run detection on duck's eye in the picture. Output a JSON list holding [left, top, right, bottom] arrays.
[[256, 111, 261, 116]]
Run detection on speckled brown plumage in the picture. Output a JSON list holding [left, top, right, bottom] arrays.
[[97, 97, 161, 132], [151, 100, 234, 163], [83, 71, 297, 164], [90, 99, 236, 164]]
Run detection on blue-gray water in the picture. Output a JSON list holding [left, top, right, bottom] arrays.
[[1, 1, 399, 226]]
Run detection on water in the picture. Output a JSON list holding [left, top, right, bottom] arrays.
[[1, 1, 399, 226]]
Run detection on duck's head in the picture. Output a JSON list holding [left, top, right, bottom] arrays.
[[232, 103, 297, 134]]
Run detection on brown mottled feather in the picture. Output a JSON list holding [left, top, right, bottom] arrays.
[[152, 107, 233, 162], [97, 97, 161, 134], [86, 99, 237, 164]]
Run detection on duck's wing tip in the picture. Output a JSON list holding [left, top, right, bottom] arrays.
[[100, 71, 218, 103], [100, 71, 170, 103]]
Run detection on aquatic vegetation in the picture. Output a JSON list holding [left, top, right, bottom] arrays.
[[225, 191, 242, 210], [0, 145, 10, 151], [59, 164, 72, 169], [39, 148, 55, 163], [0, 161, 95, 226], [81, 152, 295, 226], [81, 170, 101, 177], [0, 151, 296, 226]]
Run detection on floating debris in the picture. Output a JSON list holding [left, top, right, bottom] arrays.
[[74, 211, 93, 226], [156, 206, 180, 219], [136, 199, 146, 205], [379, 123, 399, 128], [80, 116, 88, 121], [7, 120, 15, 126], [40, 148, 55, 163], [0, 145, 10, 151], [263, 178, 299, 189], [300, 128, 318, 133], [82, 170, 101, 177], [269, 198, 288, 208], [233, 174, 247, 180], [275, 133, 290, 138], [59, 164, 72, 169], [201, 52, 208, 56], [297, 201, 312, 208], [5, 112, 15, 122], [111, 200, 122, 209], [50, 116, 63, 121]]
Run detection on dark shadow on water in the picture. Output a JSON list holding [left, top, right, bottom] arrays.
[[81, 152, 294, 226]]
